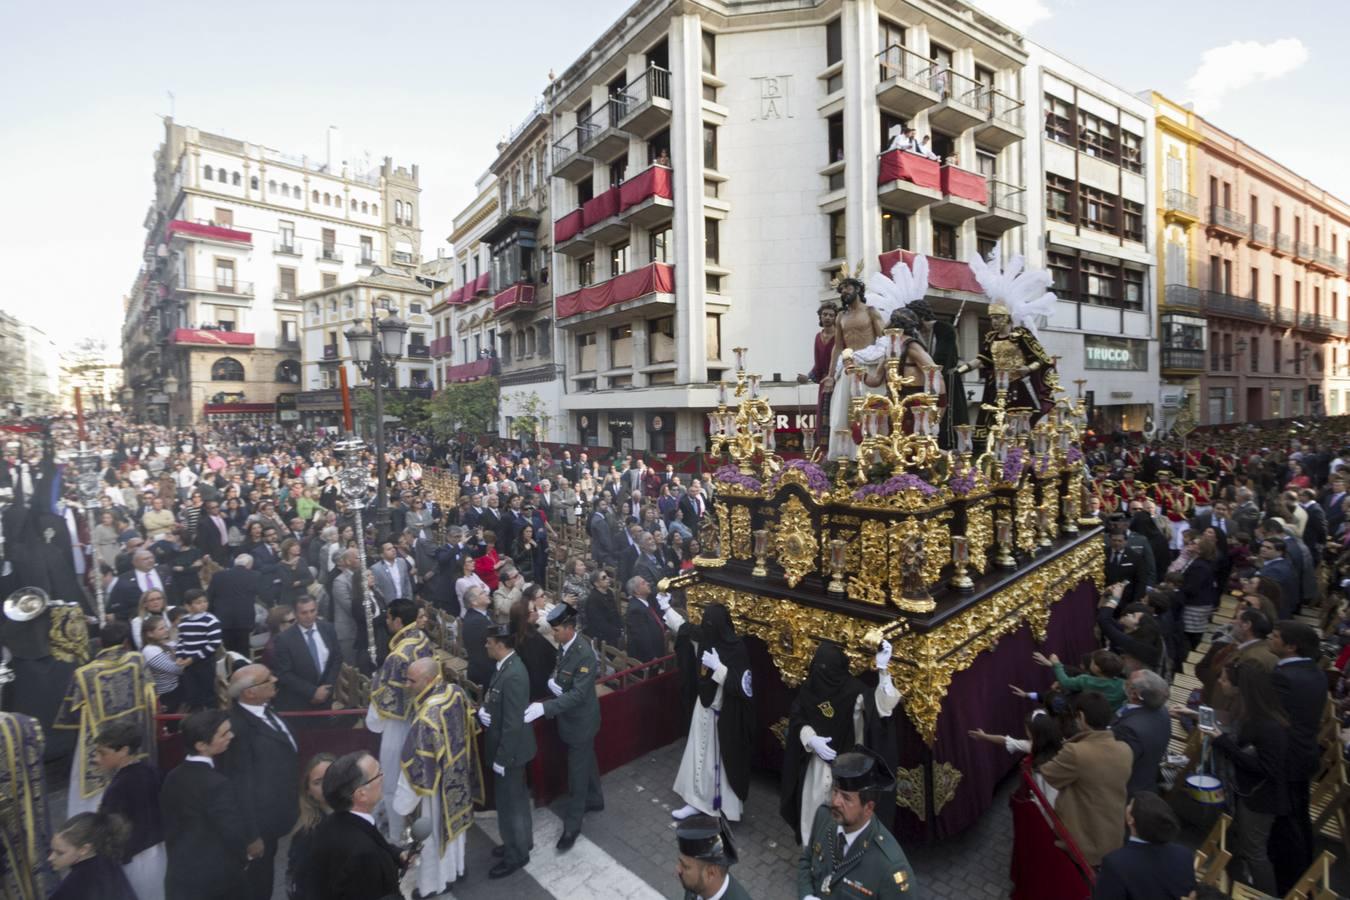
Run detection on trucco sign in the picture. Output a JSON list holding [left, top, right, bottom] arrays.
[[1084, 337, 1148, 371]]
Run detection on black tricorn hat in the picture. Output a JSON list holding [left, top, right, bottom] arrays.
[[675, 814, 738, 867], [546, 602, 578, 627], [831, 745, 897, 793]]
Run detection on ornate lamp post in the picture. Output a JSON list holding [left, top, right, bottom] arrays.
[[71, 447, 105, 620], [335, 438, 379, 664], [344, 314, 408, 536]]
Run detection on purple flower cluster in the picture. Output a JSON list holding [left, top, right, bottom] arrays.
[[1001, 447, 1027, 483], [853, 473, 938, 500], [768, 459, 831, 494], [1065, 446, 1083, 464], [949, 468, 981, 497], [713, 465, 762, 492]]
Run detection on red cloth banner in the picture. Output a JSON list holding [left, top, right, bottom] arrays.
[[553, 208, 584, 243], [619, 165, 673, 212], [447, 286, 465, 305], [877, 150, 941, 189], [877, 249, 983, 294], [170, 328, 255, 346], [473, 272, 491, 295], [941, 165, 989, 204], [581, 186, 620, 229], [166, 219, 252, 244], [493, 283, 536, 313], [445, 358, 495, 382], [555, 262, 675, 320]]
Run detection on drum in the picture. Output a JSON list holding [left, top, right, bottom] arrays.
[[1184, 773, 1225, 806]]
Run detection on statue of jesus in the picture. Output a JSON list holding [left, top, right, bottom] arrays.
[[823, 277, 885, 459]]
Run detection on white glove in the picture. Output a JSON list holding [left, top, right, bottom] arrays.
[[807, 735, 837, 761], [701, 648, 721, 671], [492, 762, 505, 776], [524, 702, 545, 723], [547, 677, 564, 697], [656, 591, 672, 612], [875, 639, 893, 671], [477, 707, 492, 728], [805, 895, 824, 900]]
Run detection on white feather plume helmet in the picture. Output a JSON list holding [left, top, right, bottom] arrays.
[[864, 254, 930, 323], [967, 243, 1058, 338]]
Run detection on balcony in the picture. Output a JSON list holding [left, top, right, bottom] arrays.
[[580, 185, 628, 245], [445, 357, 498, 383], [493, 283, 537, 314], [581, 98, 630, 161], [175, 276, 254, 297], [877, 249, 982, 295], [876, 150, 942, 212], [973, 89, 1025, 150], [617, 164, 673, 228], [1248, 223, 1270, 248], [552, 124, 596, 181], [979, 180, 1026, 233], [553, 208, 590, 257], [1161, 348, 1206, 373], [556, 262, 675, 322], [1162, 190, 1199, 224], [273, 289, 299, 303], [470, 272, 492, 298], [931, 165, 988, 223], [1298, 313, 1334, 335], [875, 45, 940, 118], [429, 336, 453, 359], [322, 345, 338, 360], [928, 69, 987, 134], [1273, 304, 1296, 326], [362, 252, 380, 266], [318, 246, 343, 263], [1272, 232, 1294, 256], [1161, 284, 1204, 312], [1310, 247, 1344, 275], [1207, 205, 1247, 241], [170, 328, 256, 347], [616, 64, 671, 138], [273, 240, 301, 256], [1295, 241, 1313, 262], [407, 344, 431, 358], [1203, 290, 1272, 323], [166, 219, 252, 245]]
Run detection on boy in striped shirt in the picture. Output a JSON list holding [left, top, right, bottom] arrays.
[[175, 589, 222, 710]]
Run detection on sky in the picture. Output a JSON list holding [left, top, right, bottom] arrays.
[[1, 0, 1345, 359]]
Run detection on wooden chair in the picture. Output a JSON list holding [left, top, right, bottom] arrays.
[[1193, 812, 1232, 888], [1283, 849, 1336, 899]]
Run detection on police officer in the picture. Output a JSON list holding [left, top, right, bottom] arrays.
[[798, 746, 916, 898], [524, 603, 603, 851], [676, 813, 753, 899], [479, 623, 535, 878]]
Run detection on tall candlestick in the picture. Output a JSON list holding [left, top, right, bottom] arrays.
[[950, 535, 973, 590]]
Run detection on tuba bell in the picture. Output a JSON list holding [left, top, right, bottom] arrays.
[[3, 587, 54, 623]]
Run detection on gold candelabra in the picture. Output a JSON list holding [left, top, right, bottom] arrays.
[[846, 332, 950, 484], [707, 348, 781, 477]]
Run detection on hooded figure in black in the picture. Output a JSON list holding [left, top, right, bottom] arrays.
[[670, 602, 755, 821], [779, 640, 900, 845]]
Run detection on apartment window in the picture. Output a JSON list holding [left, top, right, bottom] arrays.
[[608, 325, 633, 368], [322, 273, 337, 289], [1079, 186, 1117, 233], [1077, 110, 1118, 162], [609, 157, 627, 189], [1210, 334, 1221, 372], [649, 316, 676, 363], [1123, 200, 1144, 242], [1048, 252, 1074, 296], [828, 211, 846, 259], [977, 232, 998, 261], [278, 267, 296, 298], [610, 242, 630, 276], [932, 223, 957, 260], [321, 228, 336, 257], [279, 221, 295, 249], [280, 318, 298, 345], [213, 307, 237, 332], [1274, 206, 1282, 234], [877, 17, 905, 56], [1120, 130, 1143, 172], [825, 18, 842, 66], [1046, 174, 1074, 222], [1250, 337, 1260, 372], [1208, 177, 1219, 208], [214, 208, 233, 227], [1083, 259, 1120, 305], [1249, 196, 1259, 226], [703, 178, 719, 199], [344, 294, 355, 316], [1123, 268, 1144, 308], [232, 172, 241, 186], [827, 113, 845, 163], [214, 258, 236, 291], [409, 302, 422, 315], [1044, 95, 1072, 144], [1223, 259, 1233, 295], [930, 42, 953, 70], [578, 255, 595, 287], [1273, 338, 1282, 373], [1222, 183, 1232, 209], [1208, 256, 1222, 292], [706, 273, 723, 294], [360, 236, 373, 263], [1295, 281, 1302, 314], [706, 314, 722, 361], [880, 209, 909, 252], [210, 357, 244, 381], [1274, 274, 1282, 307], [703, 124, 718, 170], [702, 30, 716, 74], [1250, 267, 1259, 300], [649, 226, 672, 263], [203, 165, 213, 181], [705, 218, 720, 264]]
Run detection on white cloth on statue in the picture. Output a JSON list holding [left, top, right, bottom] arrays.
[[795, 678, 900, 846], [827, 341, 889, 460], [123, 842, 167, 900], [394, 768, 467, 896], [365, 704, 411, 841]]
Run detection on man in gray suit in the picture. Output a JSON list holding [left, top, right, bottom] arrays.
[[330, 549, 359, 662], [479, 624, 536, 878], [371, 540, 413, 603], [1111, 669, 1171, 797]]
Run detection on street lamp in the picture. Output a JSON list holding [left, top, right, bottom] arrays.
[[344, 312, 407, 534]]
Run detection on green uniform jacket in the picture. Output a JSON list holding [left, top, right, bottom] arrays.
[[683, 874, 753, 900], [797, 804, 916, 899], [543, 636, 601, 745], [484, 652, 537, 769]]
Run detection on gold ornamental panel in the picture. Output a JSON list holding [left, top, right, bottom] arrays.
[[773, 495, 817, 588], [730, 505, 753, 559], [965, 499, 994, 576], [847, 520, 889, 606]]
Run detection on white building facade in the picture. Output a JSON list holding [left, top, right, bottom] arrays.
[[1020, 44, 1157, 434], [432, 174, 502, 391]]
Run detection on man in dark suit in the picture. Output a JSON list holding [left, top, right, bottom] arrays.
[[624, 576, 668, 662], [1111, 669, 1171, 797], [480, 624, 536, 878], [679, 481, 709, 531], [305, 750, 403, 900], [219, 664, 300, 900], [196, 499, 232, 565], [106, 548, 171, 621], [1093, 791, 1197, 900], [371, 541, 413, 603], [1269, 620, 1329, 893], [1105, 529, 1147, 608], [1322, 473, 1347, 538], [1298, 489, 1328, 565], [500, 494, 529, 557], [462, 585, 495, 692], [633, 532, 668, 587], [1256, 536, 1299, 618], [588, 499, 616, 566], [208, 554, 262, 655], [478, 494, 503, 543], [616, 523, 642, 587], [583, 568, 623, 649], [272, 594, 342, 714], [161, 709, 252, 900]]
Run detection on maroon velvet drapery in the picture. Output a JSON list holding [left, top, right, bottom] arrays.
[[554, 208, 584, 243], [581, 186, 621, 229], [940, 165, 989, 204], [877, 150, 941, 189], [555, 262, 675, 319], [619, 165, 673, 211], [877, 249, 983, 294]]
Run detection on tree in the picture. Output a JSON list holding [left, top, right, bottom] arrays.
[[353, 389, 430, 434], [505, 390, 551, 444], [425, 377, 499, 439]]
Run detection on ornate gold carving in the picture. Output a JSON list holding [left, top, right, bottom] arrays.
[[49, 606, 91, 665], [848, 520, 889, 606], [965, 499, 993, 576], [773, 495, 817, 588], [931, 762, 963, 817], [1015, 478, 1038, 554], [770, 716, 789, 748], [730, 505, 752, 559], [1040, 478, 1060, 545], [895, 764, 926, 819]]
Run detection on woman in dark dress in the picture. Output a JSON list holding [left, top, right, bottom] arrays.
[[95, 719, 166, 900], [286, 752, 335, 900], [48, 811, 137, 900], [510, 597, 556, 701]]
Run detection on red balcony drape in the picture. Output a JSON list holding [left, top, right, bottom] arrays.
[[447, 286, 465, 304], [556, 262, 675, 319], [619, 165, 673, 212], [171, 328, 255, 346], [493, 283, 536, 313], [167, 219, 253, 244], [445, 358, 495, 381], [581, 186, 620, 229], [877, 249, 982, 294], [941, 166, 989, 204], [877, 150, 941, 190], [473, 272, 491, 294], [554, 208, 584, 243]]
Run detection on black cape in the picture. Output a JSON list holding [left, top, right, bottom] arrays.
[[674, 603, 754, 807]]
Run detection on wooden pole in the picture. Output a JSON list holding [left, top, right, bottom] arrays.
[[338, 366, 353, 433]]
